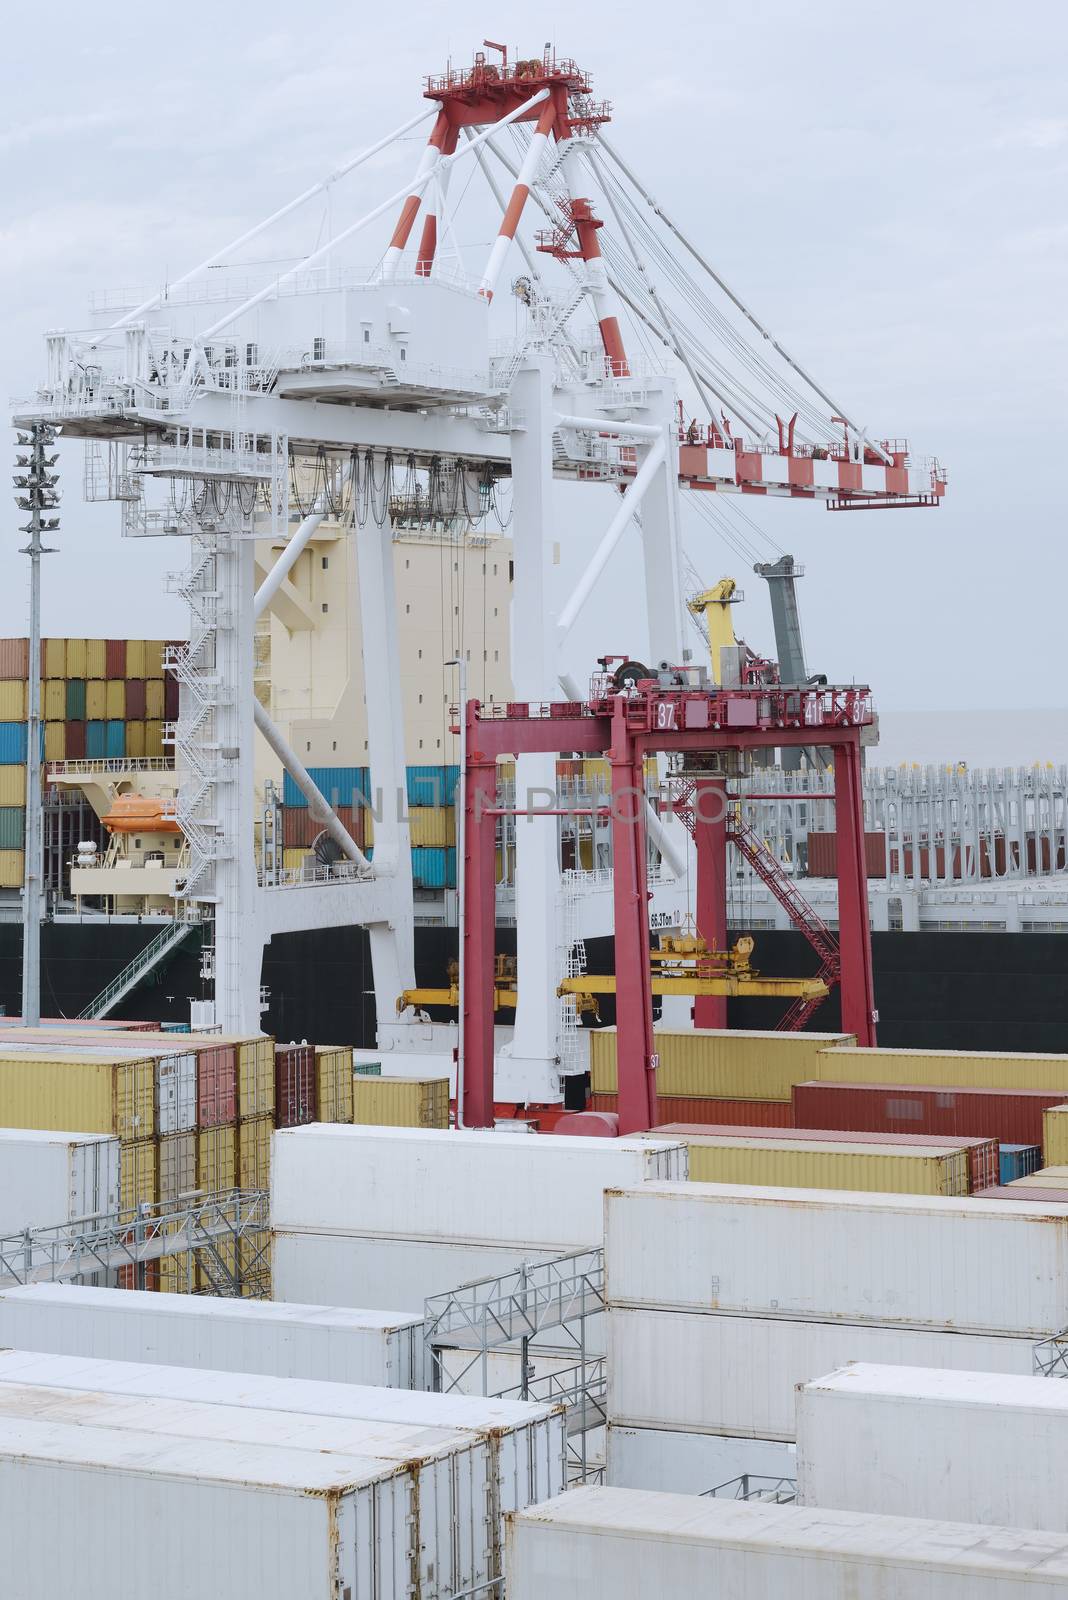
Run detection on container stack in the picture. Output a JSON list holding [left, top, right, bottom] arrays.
[[603, 1183, 1062, 1493]]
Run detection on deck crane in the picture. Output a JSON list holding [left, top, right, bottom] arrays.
[[13, 43, 944, 1119]]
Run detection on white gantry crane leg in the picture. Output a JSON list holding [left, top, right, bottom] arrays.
[[503, 356, 563, 1103], [637, 381, 686, 668], [354, 504, 417, 1040]]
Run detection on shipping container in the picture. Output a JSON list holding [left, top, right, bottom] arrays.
[[283, 765, 370, 809], [1000, 1143, 1042, 1182], [351, 1074, 450, 1129], [85, 680, 106, 720], [0, 683, 25, 721], [792, 1080, 1067, 1150], [145, 677, 164, 719], [105, 719, 125, 758], [85, 720, 105, 759], [1044, 1106, 1068, 1165], [64, 721, 85, 760], [123, 678, 146, 719], [64, 678, 85, 720], [0, 1285, 429, 1389], [0, 723, 26, 764], [198, 1123, 237, 1192], [65, 639, 87, 678], [591, 1093, 795, 1125], [0, 1347, 565, 1599], [590, 1028, 855, 1098], [105, 680, 125, 720], [156, 1051, 197, 1134], [1006, 1165, 1068, 1187], [977, 1184, 1068, 1202], [120, 1136, 158, 1210], [315, 1045, 354, 1124], [159, 1131, 197, 1204], [0, 808, 24, 850], [641, 1130, 971, 1196], [805, 830, 888, 878], [42, 679, 64, 721], [197, 1043, 238, 1128], [411, 845, 456, 888], [408, 807, 456, 847], [0, 766, 23, 805], [143, 640, 165, 678], [84, 640, 106, 677], [0, 1129, 120, 1234], [0, 849, 23, 888], [652, 1122, 996, 1194], [273, 1126, 688, 1252], [144, 718, 164, 757], [163, 671, 179, 721], [43, 721, 64, 762], [238, 1114, 273, 1190], [105, 639, 126, 677], [607, 1307, 1036, 1442], [272, 1230, 563, 1312], [407, 765, 459, 807], [0, 1051, 156, 1138], [797, 1363, 1068, 1533], [814, 1045, 1068, 1094], [237, 1034, 275, 1117], [274, 1044, 317, 1128], [43, 638, 65, 677], [124, 719, 145, 758], [606, 1425, 795, 1495], [505, 1488, 1068, 1600], [604, 1183, 1068, 1336], [0, 639, 28, 680]]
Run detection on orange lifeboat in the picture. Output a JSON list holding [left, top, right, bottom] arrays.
[[101, 794, 182, 835]]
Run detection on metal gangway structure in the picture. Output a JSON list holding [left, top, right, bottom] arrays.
[[14, 41, 944, 1104]]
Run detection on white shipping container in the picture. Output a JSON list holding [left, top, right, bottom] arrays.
[[0, 1128, 119, 1234], [0, 1417, 469, 1598], [506, 1488, 1068, 1599], [608, 1307, 1037, 1439], [0, 1349, 565, 1517], [272, 1125, 687, 1249], [605, 1183, 1068, 1336], [0, 1284, 428, 1389], [607, 1424, 795, 1495], [156, 1051, 197, 1134], [797, 1363, 1068, 1532]]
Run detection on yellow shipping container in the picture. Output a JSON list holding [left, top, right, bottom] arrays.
[[352, 1074, 450, 1128], [0, 682, 25, 720], [159, 1131, 197, 1204], [198, 1123, 237, 1192], [85, 640, 107, 677], [283, 847, 307, 871], [655, 1130, 970, 1197], [145, 679, 165, 719], [105, 680, 125, 719], [43, 680, 66, 721], [125, 639, 146, 677], [85, 681, 107, 720], [120, 1136, 158, 1211], [0, 768, 25, 806], [589, 1028, 856, 1099], [43, 639, 65, 677], [160, 1251, 195, 1294], [144, 719, 164, 758], [583, 758, 610, 788], [0, 850, 24, 888], [815, 1046, 1068, 1095], [44, 722, 65, 762], [1008, 1169, 1068, 1189], [238, 1113, 273, 1189], [143, 640, 165, 679], [0, 1053, 155, 1138], [125, 720, 146, 758], [238, 1036, 275, 1118], [1043, 1107, 1068, 1166], [408, 807, 456, 847], [316, 1045, 355, 1123], [65, 639, 87, 678]]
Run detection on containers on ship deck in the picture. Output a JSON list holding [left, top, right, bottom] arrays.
[[315, 1045, 354, 1123], [1000, 1143, 1042, 1183], [591, 1094, 794, 1127], [274, 1044, 317, 1129], [796, 1363, 1068, 1532], [0, 1285, 429, 1389], [812, 1045, 1068, 1094], [792, 1080, 1067, 1150], [1043, 1105, 1068, 1165], [351, 1074, 450, 1128], [589, 1028, 855, 1099], [0, 1129, 119, 1234], [505, 1488, 1068, 1600]]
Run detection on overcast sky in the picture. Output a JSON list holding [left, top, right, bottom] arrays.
[[1, 0, 1064, 737]]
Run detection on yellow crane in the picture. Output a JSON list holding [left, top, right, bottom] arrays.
[[687, 577, 742, 684]]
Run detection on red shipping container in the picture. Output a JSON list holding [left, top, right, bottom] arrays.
[[981, 1186, 1068, 1203], [589, 1093, 793, 1127], [793, 1081, 1067, 1151], [275, 1044, 318, 1128], [64, 720, 86, 760], [282, 805, 364, 850], [654, 1121, 999, 1194], [0, 639, 28, 681], [124, 678, 147, 719], [106, 639, 127, 677], [164, 671, 180, 721], [806, 832, 887, 879], [197, 1044, 238, 1128]]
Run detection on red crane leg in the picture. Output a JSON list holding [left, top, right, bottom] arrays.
[[462, 752, 499, 1128], [833, 738, 878, 1047], [692, 775, 728, 1028], [610, 711, 658, 1133]]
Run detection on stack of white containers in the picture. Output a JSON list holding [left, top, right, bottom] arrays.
[[271, 1125, 688, 1311], [0, 1348, 565, 1599], [0, 1284, 429, 1389], [603, 1183, 1068, 1492], [0, 1128, 119, 1233]]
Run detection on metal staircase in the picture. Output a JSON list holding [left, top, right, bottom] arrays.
[[77, 918, 198, 1020]]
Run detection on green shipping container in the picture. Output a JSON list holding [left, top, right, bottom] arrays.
[[65, 680, 86, 721], [0, 808, 25, 849]]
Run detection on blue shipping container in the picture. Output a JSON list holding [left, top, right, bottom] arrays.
[[105, 720, 126, 759], [406, 765, 460, 807], [1000, 1144, 1042, 1184], [411, 846, 456, 889], [86, 721, 107, 759], [0, 723, 26, 764], [284, 766, 371, 809]]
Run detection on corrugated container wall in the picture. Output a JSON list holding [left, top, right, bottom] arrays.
[[589, 1028, 855, 1098], [0, 1130, 120, 1234], [590, 1094, 794, 1127], [643, 1130, 971, 1195], [316, 1046, 354, 1123], [1000, 1143, 1043, 1183], [0, 851, 24, 887], [0, 1053, 156, 1138], [351, 1075, 450, 1129], [196, 1044, 238, 1129], [792, 1080, 1067, 1149], [0, 683, 25, 721], [274, 1045, 318, 1128], [1044, 1106, 1068, 1165], [814, 1045, 1068, 1093], [0, 809, 25, 850], [0, 640, 28, 679]]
